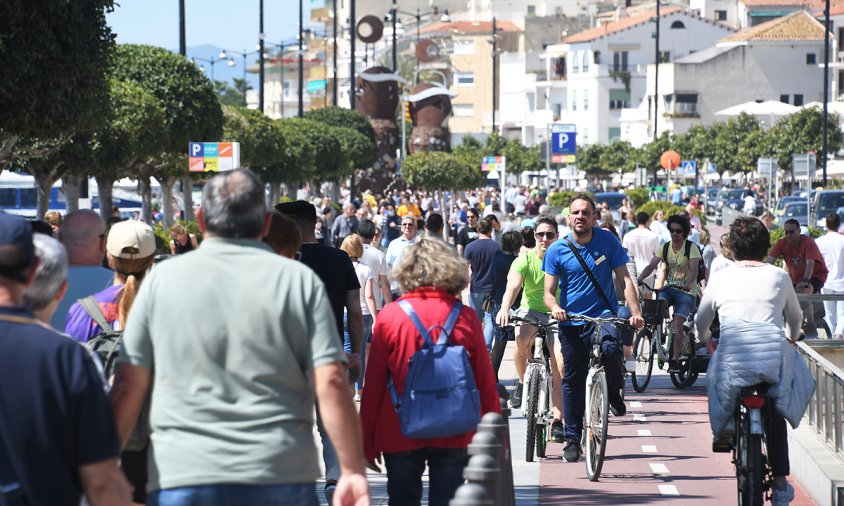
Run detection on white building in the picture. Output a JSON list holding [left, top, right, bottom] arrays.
[[559, 6, 735, 145], [623, 10, 830, 145]]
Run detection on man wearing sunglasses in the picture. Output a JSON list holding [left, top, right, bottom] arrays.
[[766, 218, 828, 337], [456, 208, 481, 256], [637, 214, 701, 367]]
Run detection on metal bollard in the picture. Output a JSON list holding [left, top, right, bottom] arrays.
[[477, 412, 515, 506], [463, 453, 500, 505], [449, 483, 493, 506]]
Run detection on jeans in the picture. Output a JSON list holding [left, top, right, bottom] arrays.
[[657, 286, 695, 319], [765, 406, 790, 477], [315, 403, 340, 484], [822, 287, 844, 337], [469, 291, 494, 350], [357, 314, 373, 390], [559, 321, 624, 441], [383, 447, 468, 506], [148, 483, 318, 506]]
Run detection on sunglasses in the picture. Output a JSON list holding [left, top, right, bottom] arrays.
[[534, 232, 557, 239], [401, 223, 416, 228], [669, 228, 684, 234]]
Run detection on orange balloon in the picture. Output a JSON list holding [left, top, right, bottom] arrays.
[[660, 150, 681, 170]]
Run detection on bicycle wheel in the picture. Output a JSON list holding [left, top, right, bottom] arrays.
[[524, 367, 540, 462], [670, 332, 698, 389], [585, 371, 609, 482], [536, 419, 547, 458], [657, 321, 671, 369], [736, 411, 765, 506], [631, 329, 654, 393]]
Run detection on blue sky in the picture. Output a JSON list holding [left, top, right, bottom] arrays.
[[107, 0, 326, 54]]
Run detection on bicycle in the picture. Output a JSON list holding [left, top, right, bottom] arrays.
[[505, 311, 558, 463], [713, 383, 774, 505], [633, 282, 704, 391], [567, 313, 632, 482]]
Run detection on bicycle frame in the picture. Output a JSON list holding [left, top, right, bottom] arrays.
[[734, 385, 773, 506]]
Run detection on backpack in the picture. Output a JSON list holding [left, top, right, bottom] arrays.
[[387, 300, 481, 439], [662, 240, 706, 285], [79, 297, 151, 452]]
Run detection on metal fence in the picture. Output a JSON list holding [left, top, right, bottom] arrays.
[[796, 338, 844, 459]]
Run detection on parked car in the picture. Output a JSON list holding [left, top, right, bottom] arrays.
[[813, 189, 844, 228], [714, 188, 763, 222], [776, 201, 811, 227], [594, 192, 626, 212], [704, 187, 722, 215], [792, 189, 817, 200], [774, 196, 804, 217]]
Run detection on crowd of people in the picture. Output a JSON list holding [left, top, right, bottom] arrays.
[[0, 173, 823, 506]]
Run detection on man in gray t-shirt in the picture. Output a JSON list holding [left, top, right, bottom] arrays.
[[111, 169, 369, 505]]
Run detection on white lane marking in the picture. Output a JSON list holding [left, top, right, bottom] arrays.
[[633, 413, 647, 422], [642, 445, 658, 453], [637, 429, 652, 436], [658, 485, 680, 496], [649, 463, 670, 474], [630, 401, 643, 408]]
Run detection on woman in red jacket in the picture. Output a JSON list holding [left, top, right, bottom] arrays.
[[360, 237, 501, 506]]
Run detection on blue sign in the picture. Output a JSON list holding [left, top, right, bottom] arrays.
[[552, 132, 577, 155], [189, 142, 204, 157], [682, 160, 696, 172]]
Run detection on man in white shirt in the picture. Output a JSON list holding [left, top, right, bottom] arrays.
[[358, 219, 391, 310], [816, 212, 844, 339], [622, 212, 659, 293], [385, 215, 418, 299]]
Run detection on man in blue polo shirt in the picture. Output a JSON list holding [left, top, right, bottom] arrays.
[[542, 194, 644, 463], [0, 213, 130, 505]]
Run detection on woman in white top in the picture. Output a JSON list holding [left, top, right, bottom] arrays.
[[815, 212, 844, 339], [695, 217, 802, 506], [341, 234, 377, 398], [649, 209, 671, 245]]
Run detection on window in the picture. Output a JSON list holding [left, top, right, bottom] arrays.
[[454, 72, 475, 86], [453, 104, 474, 117], [613, 51, 628, 72], [0, 189, 16, 207], [609, 89, 631, 109], [553, 56, 567, 78], [609, 127, 621, 142], [672, 93, 698, 115], [583, 92, 589, 111], [659, 51, 671, 63], [583, 52, 590, 72], [839, 71, 844, 96], [453, 39, 475, 55], [573, 52, 581, 73], [572, 90, 578, 111], [527, 5, 536, 16], [670, 20, 686, 29], [715, 10, 727, 21], [806, 53, 817, 65], [794, 94, 804, 106], [283, 80, 291, 98], [780, 94, 790, 104], [582, 128, 589, 144]]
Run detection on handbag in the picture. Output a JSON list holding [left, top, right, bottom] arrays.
[[564, 236, 617, 317]]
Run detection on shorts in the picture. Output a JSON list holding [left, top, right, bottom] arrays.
[[657, 286, 695, 319], [512, 308, 560, 342], [809, 277, 823, 294]]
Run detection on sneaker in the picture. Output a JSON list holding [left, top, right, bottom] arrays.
[[550, 420, 565, 442], [667, 359, 680, 373], [609, 392, 627, 417], [510, 381, 523, 409], [324, 481, 337, 504], [625, 358, 637, 373], [563, 440, 581, 462], [771, 483, 795, 506]]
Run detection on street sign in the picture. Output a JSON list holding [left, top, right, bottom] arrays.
[[551, 154, 566, 163], [189, 142, 240, 172], [757, 158, 777, 178], [681, 160, 696, 175], [482, 156, 506, 172], [551, 132, 577, 155], [551, 123, 576, 134], [792, 153, 816, 177]]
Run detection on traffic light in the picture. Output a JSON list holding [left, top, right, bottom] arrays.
[[404, 101, 412, 124]]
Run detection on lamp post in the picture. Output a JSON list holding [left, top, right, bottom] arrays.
[[192, 56, 228, 82], [220, 49, 259, 106], [491, 17, 498, 135], [823, 0, 831, 186], [265, 41, 293, 117], [332, 0, 338, 105], [298, 0, 304, 117], [651, 2, 661, 187], [390, 4, 450, 84], [259, 0, 265, 114]]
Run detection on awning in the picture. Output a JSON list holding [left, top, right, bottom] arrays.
[[306, 79, 326, 94]]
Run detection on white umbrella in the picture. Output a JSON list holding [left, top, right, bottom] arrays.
[[715, 100, 799, 117], [803, 101, 844, 116]]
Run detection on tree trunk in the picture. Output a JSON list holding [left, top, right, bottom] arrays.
[[157, 176, 176, 227], [62, 173, 82, 213], [181, 176, 194, 220], [95, 175, 115, 222], [35, 173, 54, 220], [137, 167, 154, 224], [267, 183, 281, 208]]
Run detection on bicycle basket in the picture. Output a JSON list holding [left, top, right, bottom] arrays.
[[642, 299, 667, 325]]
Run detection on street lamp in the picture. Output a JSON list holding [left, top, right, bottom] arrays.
[[491, 17, 498, 135], [219, 49, 260, 106], [389, 3, 451, 83], [192, 56, 228, 82]]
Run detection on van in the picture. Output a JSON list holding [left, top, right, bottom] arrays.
[[813, 190, 844, 228]]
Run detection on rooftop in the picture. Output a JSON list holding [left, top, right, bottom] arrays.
[[563, 7, 681, 43], [420, 20, 521, 35], [673, 45, 735, 63], [720, 10, 827, 42]]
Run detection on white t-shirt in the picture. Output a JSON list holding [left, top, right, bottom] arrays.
[[622, 227, 659, 273], [360, 243, 389, 309], [815, 231, 844, 291], [709, 254, 734, 277], [696, 263, 802, 342], [352, 261, 374, 316]]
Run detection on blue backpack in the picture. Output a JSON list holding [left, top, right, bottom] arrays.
[[388, 300, 482, 439]]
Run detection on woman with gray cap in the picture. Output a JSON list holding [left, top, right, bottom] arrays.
[[65, 219, 156, 506]]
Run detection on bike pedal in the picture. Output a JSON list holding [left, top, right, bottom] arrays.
[[712, 438, 733, 453]]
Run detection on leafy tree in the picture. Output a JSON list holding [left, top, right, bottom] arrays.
[[0, 0, 115, 163], [304, 106, 376, 141], [110, 44, 223, 222], [273, 119, 315, 184], [575, 144, 606, 176], [284, 118, 347, 183], [334, 127, 377, 172], [599, 140, 637, 174], [770, 108, 842, 176], [216, 79, 251, 106], [635, 132, 673, 182], [401, 151, 484, 191]]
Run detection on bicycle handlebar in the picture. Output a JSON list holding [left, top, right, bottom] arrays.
[[566, 314, 633, 328], [505, 311, 559, 328], [637, 280, 667, 293]]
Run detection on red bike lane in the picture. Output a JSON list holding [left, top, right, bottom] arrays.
[[537, 373, 816, 504]]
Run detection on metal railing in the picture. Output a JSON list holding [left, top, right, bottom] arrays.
[[796, 339, 844, 459]]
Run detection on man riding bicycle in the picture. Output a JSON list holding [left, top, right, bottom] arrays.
[[637, 213, 700, 370], [495, 216, 564, 442], [542, 194, 644, 462]]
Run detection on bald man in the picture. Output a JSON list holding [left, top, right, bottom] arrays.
[[51, 210, 114, 331]]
